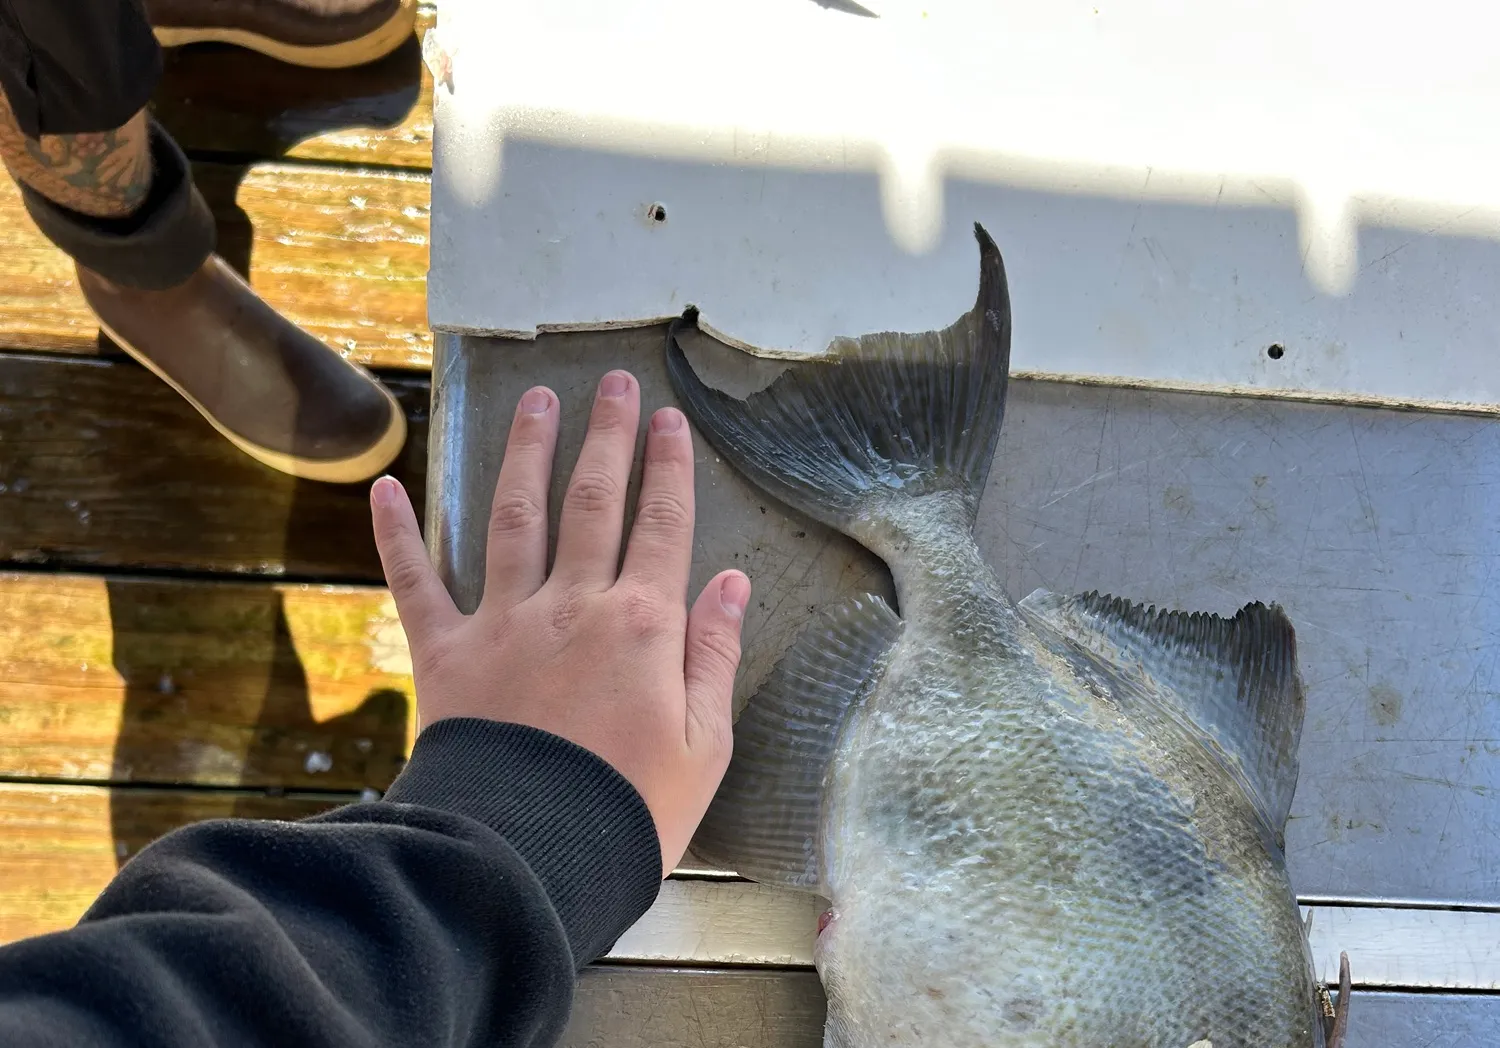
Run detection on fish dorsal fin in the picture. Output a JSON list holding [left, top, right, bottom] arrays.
[[691, 594, 903, 892], [1018, 590, 1306, 831]]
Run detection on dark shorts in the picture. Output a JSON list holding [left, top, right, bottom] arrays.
[[0, 0, 161, 137]]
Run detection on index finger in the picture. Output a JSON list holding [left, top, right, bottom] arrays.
[[619, 406, 695, 599]]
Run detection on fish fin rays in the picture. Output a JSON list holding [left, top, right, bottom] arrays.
[[1017, 589, 1305, 833], [665, 223, 1011, 537], [690, 594, 903, 891]]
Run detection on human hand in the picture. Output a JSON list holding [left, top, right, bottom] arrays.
[[369, 370, 750, 877]]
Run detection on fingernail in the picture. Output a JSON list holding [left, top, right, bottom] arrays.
[[599, 371, 631, 399], [519, 387, 551, 414], [651, 407, 683, 434], [372, 476, 398, 506], [720, 573, 750, 619]]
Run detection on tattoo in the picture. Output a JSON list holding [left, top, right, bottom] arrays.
[[0, 89, 152, 218]]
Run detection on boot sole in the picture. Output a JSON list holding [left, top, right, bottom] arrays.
[[98, 317, 410, 485], [153, 0, 417, 69]]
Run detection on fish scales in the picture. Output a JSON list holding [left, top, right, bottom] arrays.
[[669, 225, 1325, 1048]]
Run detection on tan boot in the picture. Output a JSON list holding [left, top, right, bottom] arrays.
[[79, 256, 408, 484], [147, 0, 418, 69]]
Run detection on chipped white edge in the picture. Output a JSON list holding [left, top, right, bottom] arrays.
[[433, 316, 672, 341], [431, 314, 816, 357], [608, 881, 1500, 990]]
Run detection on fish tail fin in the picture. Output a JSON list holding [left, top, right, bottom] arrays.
[[665, 223, 1012, 542]]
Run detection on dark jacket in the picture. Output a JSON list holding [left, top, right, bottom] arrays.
[[0, 718, 663, 1047]]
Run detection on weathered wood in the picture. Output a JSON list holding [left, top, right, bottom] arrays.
[[0, 780, 722, 943], [0, 572, 415, 789], [618, 883, 1500, 991], [155, 5, 435, 169], [565, 968, 825, 1048], [618, 884, 1500, 992], [0, 782, 342, 942], [612, 880, 820, 968], [0, 162, 431, 368], [0, 354, 425, 578], [0, 785, 806, 954], [4, 782, 1496, 1038], [565, 972, 1498, 1048]]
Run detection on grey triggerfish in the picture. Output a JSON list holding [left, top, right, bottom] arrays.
[[666, 224, 1347, 1047]]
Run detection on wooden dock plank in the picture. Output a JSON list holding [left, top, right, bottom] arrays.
[[0, 572, 414, 790], [565, 973, 1500, 1048], [0, 163, 431, 368], [4, 780, 1494, 993], [565, 968, 824, 1048], [0, 782, 725, 945], [0, 567, 735, 898], [0, 354, 425, 579], [613, 882, 1500, 992], [155, 5, 435, 169], [0, 782, 341, 942]]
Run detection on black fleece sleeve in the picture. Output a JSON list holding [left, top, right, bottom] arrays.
[[0, 718, 663, 1048]]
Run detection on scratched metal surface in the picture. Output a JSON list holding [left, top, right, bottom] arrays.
[[425, 329, 894, 714], [1341, 992, 1500, 1047], [429, 330, 1500, 907], [978, 382, 1500, 907]]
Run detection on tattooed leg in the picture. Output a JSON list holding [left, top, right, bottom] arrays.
[[0, 89, 151, 218]]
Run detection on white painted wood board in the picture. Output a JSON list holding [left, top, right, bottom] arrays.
[[566, 970, 1500, 1048], [426, 0, 1500, 409], [613, 881, 1500, 991]]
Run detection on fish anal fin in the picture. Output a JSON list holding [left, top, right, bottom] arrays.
[[1018, 589, 1305, 832], [690, 594, 903, 891]]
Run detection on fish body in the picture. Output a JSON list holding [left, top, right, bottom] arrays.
[[667, 226, 1323, 1047]]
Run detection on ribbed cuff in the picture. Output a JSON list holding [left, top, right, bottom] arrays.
[[19, 118, 215, 290], [382, 718, 663, 965]]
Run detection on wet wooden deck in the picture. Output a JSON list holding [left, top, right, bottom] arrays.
[[0, 3, 433, 932], [0, 6, 778, 1042], [0, 8, 824, 1043]]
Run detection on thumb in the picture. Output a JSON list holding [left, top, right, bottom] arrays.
[[371, 476, 460, 647], [683, 570, 749, 753]]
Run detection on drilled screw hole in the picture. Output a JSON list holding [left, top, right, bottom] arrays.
[[1266, 343, 1285, 360], [650, 203, 668, 222]]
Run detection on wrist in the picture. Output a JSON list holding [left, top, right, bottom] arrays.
[[382, 717, 662, 965]]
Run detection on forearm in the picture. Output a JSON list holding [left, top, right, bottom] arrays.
[[0, 720, 662, 1048]]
